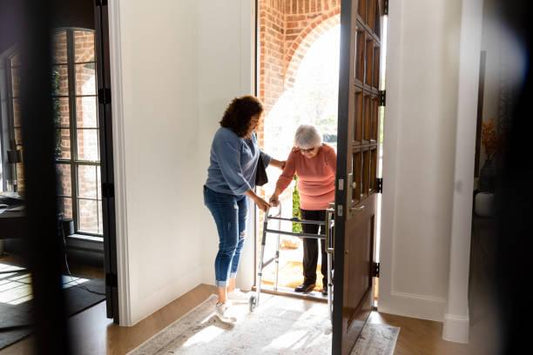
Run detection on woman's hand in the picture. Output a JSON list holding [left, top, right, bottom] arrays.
[[269, 194, 280, 207], [245, 190, 271, 212], [254, 196, 271, 212]]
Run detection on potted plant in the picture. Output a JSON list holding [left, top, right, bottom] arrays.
[[479, 118, 500, 192], [476, 118, 500, 217]]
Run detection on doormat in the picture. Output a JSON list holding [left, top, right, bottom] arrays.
[[128, 293, 399, 355], [0, 268, 106, 350]]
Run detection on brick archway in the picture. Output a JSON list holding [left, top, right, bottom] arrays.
[[257, 0, 341, 144], [284, 10, 340, 89]]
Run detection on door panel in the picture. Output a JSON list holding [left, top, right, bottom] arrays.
[[334, 0, 384, 353], [94, 0, 119, 322]]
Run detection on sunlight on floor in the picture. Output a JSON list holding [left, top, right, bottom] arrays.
[[0, 262, 88, 305], [182, 323, 224, 348]]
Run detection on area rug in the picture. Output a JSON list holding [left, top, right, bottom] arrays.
[[0, 268, 106, 350], [352, 323, 399, 355], [128, 294, 399, 355]]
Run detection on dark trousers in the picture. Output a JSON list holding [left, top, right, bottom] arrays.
[[301, 209, 328, 286]]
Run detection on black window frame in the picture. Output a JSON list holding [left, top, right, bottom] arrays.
[[1, 27, 103, 237]]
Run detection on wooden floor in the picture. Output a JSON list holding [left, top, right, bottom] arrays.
[[2, 282, 495, 355], [1, 214, 497, 354]]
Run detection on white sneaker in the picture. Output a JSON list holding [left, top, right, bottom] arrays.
[[227, 289, 250, 303], [215, 302, 236, 323]]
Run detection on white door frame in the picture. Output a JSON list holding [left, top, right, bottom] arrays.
[[107, 0, 132, 327], [443, 0, 484, 343]]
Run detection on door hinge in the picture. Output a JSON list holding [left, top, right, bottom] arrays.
[[378, 90, 386, 107], [98, 88, 112, 105], [338, 178, 344, 191], [337, 205, 343, 217], [376, 178, 383, 193], [372, 262, 380, 277], [106, 273, 117, 287], [102, 182, 115, 198], [383, 0, 389, 16]]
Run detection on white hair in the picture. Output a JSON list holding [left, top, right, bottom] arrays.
[[294, 124, 322, 149]]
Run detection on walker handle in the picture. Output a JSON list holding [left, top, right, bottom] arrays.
[[325, 203, 335, 254], [267, 204, 282, 217]]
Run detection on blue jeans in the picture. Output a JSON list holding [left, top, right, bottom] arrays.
[[203, 185, 248, 287]]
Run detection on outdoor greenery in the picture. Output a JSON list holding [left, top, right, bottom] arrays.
[[292, 176, 302, 233]]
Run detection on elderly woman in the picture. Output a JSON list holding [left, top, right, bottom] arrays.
[[269, 124, 336, 295], [204, 95, 284, 320]]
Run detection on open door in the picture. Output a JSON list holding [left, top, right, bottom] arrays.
[[333, 0, 385, 353], [94, 0, 119, 322]]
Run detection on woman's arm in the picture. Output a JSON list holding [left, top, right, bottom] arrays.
[[325, 145, 337, 173], [269, 158, 286, 170], [269, 186, 284, 207], [269, 150, 296, 206]]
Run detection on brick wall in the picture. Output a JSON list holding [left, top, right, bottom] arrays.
[[256, 1, 340, 245], [257, 0, 340, 145]]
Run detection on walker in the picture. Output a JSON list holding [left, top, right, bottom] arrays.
[[249, 204, 335, 321]]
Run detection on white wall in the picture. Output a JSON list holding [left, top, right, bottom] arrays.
[[380, 0, 463, 321], [110, 0, 255, 325]]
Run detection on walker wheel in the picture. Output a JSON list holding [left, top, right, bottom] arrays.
[[249, 295, 257, 312]]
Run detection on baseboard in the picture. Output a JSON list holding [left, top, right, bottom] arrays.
[[442, 313, 469, 343], [378, 290, 447, 322]]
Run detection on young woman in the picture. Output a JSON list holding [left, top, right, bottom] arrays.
[[204, 95, 284, 320]]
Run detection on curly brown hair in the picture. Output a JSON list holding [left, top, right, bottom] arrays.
[[219, 95, 263, 137]]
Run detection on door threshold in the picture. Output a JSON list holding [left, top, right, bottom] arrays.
[[252, 285, 328, 303]]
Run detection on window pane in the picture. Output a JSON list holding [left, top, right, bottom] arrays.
[[77, 165, 99, 199], [97, 199, 102, 234], [53, 97, 70, 127], [74, 31, 95, 63], [97, 166, 101, 200], [56, 128, 71, 159], [77, 129, 99, 161], [78, 199, 99, 234], [75, 63, 96, 96], [56, 164, 72, 196], [52, 65, 69, 96], [13, 99, 21, 127], [53, 30, 68, 64], [10, 67, 20, 98], [58, 197, 73, 219], [76, 96, 98, 128]]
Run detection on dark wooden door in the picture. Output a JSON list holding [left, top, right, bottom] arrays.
[[333, 0, 385, 353]]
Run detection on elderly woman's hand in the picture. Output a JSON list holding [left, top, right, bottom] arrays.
[[269, 194, 280, 207]]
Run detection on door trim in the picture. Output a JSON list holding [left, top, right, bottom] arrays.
[[107, 0, 133, 327], [443, 0, 484, 344]]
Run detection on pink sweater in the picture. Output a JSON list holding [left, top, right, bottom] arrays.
[[276, 144, 336, 210]]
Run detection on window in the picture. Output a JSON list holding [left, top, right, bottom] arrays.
[[1, 28, 102, 236], [55, 29, 102, 236]]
